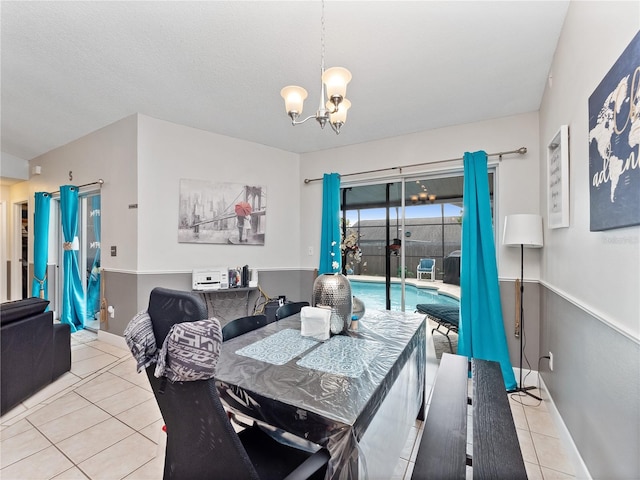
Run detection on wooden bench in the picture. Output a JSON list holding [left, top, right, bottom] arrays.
[[412, 353, 527, 479]]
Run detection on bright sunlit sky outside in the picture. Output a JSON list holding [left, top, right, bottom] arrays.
[[344, 203, 462, 225]]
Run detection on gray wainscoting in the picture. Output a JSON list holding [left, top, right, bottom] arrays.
[[499, 280, 541, 375], [257, 269, 317, 305], [102, 269, 317, 337], [540, 286, 640, 479], [102, 270, 144, 337]]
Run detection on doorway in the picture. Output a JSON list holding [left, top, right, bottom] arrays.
[[54, 191, 101, 331], [14, 202, 28, 299], [0, 201, 7, 302]]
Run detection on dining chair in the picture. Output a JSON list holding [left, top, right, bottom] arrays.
[[275, 301, 310, 321], [142, 287, 329, 480], [222, 314, 269, 341]]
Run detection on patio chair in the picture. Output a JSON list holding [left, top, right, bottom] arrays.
[[417, 258, 436, 281], [416, 303, 459, 354]]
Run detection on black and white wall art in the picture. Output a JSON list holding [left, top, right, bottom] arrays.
[[178, 179, 267, 245]]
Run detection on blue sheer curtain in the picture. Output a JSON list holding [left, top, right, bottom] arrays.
[[318, 173, 342, 275], [86, 195, 101, 322], [458, 151, 516, 390], [32, 192, 50, 299], [60, 186, 85, 332]]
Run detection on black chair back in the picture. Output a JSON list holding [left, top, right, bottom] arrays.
[[275, 302, 310, 321], [222, 314, 268, 341], [147, 287, 208, 348], [145, 287, 261, 479]]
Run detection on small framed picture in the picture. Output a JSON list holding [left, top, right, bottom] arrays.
[[547, 125, 570, 229]]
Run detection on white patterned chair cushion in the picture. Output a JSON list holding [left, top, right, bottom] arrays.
[[155, 318, 223, 382]]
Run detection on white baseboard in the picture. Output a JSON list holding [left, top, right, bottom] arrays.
[[97, 330, 128, 351], [539, 377, 592, 480], [513, 367, 539, 387], [512, 367, 590, 478]]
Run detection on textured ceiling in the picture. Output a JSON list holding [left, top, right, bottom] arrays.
[[1, 1, 569, 161]]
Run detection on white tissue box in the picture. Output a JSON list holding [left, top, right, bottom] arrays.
[[300, 306, 331, 341]]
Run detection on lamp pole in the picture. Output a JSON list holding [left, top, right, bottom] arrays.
[[517, 243, 541, 401], [503, 214, 544, 400]]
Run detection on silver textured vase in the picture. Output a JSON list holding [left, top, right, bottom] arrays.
[[312, 273, 352, 334]]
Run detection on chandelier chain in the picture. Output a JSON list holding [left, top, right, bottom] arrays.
[[320, 0, 325, 73]]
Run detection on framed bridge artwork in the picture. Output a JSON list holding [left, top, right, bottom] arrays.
[[178, 179, 267, 245], [588, 30, 640, 231]]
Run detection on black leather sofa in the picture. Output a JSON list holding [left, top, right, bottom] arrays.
[[1, 297, 72, 415]]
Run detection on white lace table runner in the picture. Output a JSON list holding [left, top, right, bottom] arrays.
[[297, 336, 382, 378], [235, 328, 319, 365]]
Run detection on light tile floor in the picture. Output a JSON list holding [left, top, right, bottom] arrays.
[[392, 334, 576, 480], [1, 328, 577, 480]]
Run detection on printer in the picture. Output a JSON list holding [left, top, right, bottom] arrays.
[[192, 268, 229, 291]]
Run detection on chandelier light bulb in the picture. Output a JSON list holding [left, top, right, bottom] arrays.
[[322, 67, 352, 103], [327, 98, 351, 125], [280, 86, 308, 117]]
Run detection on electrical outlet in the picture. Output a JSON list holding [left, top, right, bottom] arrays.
[[308, 246, 314, 256], [549, 352, 554, 371]]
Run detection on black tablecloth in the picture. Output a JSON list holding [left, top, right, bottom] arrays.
[[215, 310, 426, 480]]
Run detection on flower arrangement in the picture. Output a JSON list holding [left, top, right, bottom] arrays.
[[328, 229, 363, 274], [341, 229, 362, 274]]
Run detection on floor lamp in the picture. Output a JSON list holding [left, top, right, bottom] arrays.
[[503, 214, 543, 401]]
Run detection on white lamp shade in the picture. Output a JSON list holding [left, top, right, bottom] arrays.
[[280, 85, 308, 115], [327, 98, 351, 124], [322, 67, 352, 99], [503, 214, 543, 248]]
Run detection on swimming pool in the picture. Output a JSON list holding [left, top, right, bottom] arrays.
[[350, 280, 459, 311]]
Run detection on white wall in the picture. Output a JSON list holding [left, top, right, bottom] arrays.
[[539, 1, 640, 338], [136, 115, 301, 272], [1, 152, 29, 180], [26, 115, 139, 272], [299, 112, 542, 280]]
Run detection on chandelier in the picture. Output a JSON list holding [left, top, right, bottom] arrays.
[[280, 1, 352, 134], [410, 181, 436, 204]]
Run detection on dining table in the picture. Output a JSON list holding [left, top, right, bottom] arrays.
[[215, 309, 426, 480]]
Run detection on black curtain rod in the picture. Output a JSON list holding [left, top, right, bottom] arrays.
[[45, 179, 104, 196], [303, 147, 527, 184]]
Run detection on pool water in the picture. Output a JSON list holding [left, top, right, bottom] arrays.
[[350, 280, 459, 311]]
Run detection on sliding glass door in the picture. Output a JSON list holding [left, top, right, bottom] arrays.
[[340, 172, 493, 311]]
